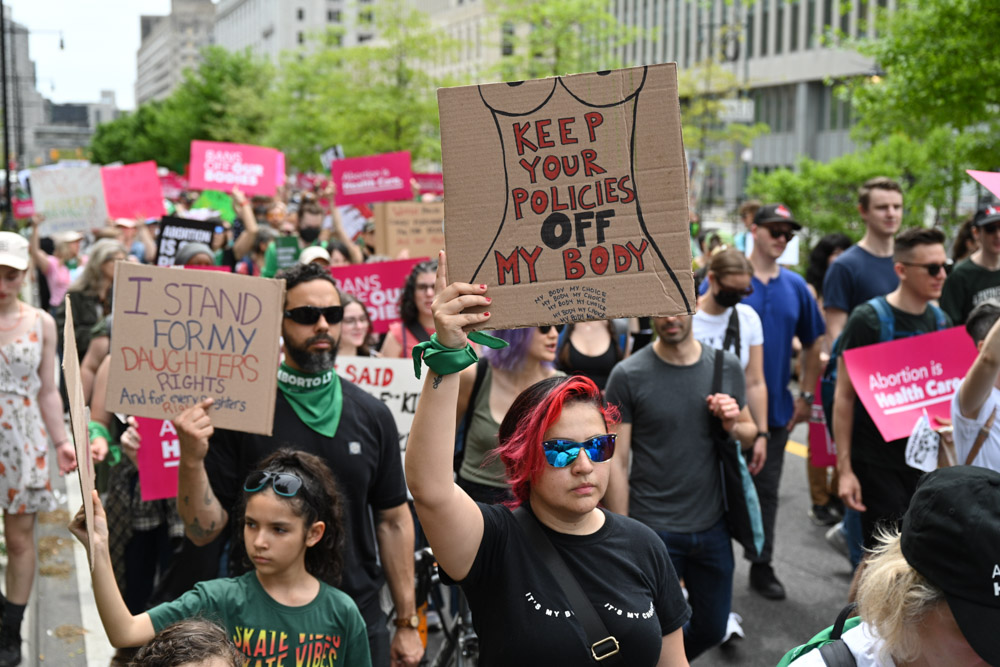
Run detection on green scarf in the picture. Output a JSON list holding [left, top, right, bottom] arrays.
[[277, 363, 343, 438]]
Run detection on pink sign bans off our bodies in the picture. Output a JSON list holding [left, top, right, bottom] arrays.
[[332, 151, 413, 206], [189, 140, 283, 197], [842, 327, 978, 442], [331, 258, 423, 334]]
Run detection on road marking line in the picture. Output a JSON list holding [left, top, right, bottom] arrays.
[[786, 440, 808, 458]]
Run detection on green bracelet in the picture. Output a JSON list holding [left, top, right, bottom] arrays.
[[412, 332, 509, 379], [106, 444, 123, 467], [88, 421, 111, 444]]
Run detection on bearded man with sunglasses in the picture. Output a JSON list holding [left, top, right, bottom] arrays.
[[172, 262, 423, 667], [605, 314, 757, 660], [833, 227, 951, 550], [940, 205, 1000, 324]]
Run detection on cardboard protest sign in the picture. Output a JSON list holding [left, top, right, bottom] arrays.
[[12, 199, 34, 219], [967, 170, 1000, 199], [438, 64, 695, 330], [275, 236, 301, 271], [413, 172, 444, 197], [62, 297, 96, 569], [336, 356, 422, 450], [331, 258, 423, 334], [31, 166, 108, 235], [135, 417, 180, 501], [189, 140, 279, 197], [105, 262, 285, 435], [101, 161, 165, 220], [374, 202, 445, 259], [332, 151, 413, 206], [155, 216, 216, 266], [842, 327, 977, 442]]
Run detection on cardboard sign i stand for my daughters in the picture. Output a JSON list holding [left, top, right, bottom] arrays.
[[105, 263, 285, 435], [438, 64, 695, 330]]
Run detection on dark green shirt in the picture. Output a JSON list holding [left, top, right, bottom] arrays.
[[840, 301, 951, 469], [939, 257, 1000, 324]]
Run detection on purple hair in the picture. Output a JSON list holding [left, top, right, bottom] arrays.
[[481, 327, 554, 371]]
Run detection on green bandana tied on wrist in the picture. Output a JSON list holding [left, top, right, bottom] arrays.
[[412, 332, 509, 379], [277, 363, 343, 438]]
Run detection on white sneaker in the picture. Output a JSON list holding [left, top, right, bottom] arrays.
[[721, 612, 745, 645]]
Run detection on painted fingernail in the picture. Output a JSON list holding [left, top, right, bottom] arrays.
[[484, 297, 492, 303], [483, 312, 490, 317]]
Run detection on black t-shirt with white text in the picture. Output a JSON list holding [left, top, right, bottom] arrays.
[[442, 503, 691, 666], [205, 380, 407, 624]]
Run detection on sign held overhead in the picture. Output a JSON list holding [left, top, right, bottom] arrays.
[[438, 64, 695, 330]]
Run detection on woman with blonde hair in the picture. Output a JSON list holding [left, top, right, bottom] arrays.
[[785, 466, 1000, 666], [56, 238, 126, 363]]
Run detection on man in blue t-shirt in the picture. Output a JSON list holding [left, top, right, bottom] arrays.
[[743, 204, 826, 600], [822, 177, 904, 344]]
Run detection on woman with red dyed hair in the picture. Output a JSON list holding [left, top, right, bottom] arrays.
[[405, 252, 690, 666]]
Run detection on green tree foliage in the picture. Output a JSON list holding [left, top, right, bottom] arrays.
[[490, 0, 638, 80], [267, 0, 457, 171], [89, 47, 273, 172]]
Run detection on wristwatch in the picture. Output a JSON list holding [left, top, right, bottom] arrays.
[[394, 614, 420, 629], [755, 431, 770, 443], [799, 391, 815, 404]]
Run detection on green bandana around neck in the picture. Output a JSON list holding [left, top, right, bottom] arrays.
[[277, 363, 343, 438]]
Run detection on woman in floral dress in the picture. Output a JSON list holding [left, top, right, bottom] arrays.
[[0, 231, 76, 666]]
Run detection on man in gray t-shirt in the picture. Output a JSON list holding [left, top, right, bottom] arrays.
[[605, 314, 756, 661]]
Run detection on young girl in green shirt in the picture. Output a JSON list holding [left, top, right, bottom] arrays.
[[70, 449, 371, 667]]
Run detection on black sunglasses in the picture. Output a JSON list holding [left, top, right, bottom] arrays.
[[537, 325, 565, 334], [900, 262, 946, 277], [764, 226, 795, 242], [284, 305, 344, 325], [244, 471, 303, 497], [981, 222, 1000, 235]]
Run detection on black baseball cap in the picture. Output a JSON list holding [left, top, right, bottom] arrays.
[[753, 203, 802, 230], [900, 466, 1000, 666], [973, 204, 1000, 228]]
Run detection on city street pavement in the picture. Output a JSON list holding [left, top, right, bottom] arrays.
[[21, 422, 851, 667]]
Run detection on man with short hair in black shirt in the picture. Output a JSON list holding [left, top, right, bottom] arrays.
[[173, 263, 422, 667]]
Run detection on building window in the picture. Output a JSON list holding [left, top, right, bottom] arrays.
[[857, 0, 868, 36], [672, 0, 679, 63], [297, 31, 304, 44], [840, 0, 850, 37], [823, 0, 833, 34], [775, 2, 784, 55], [707, 0, 715, 60], [806, 0, 816, 48], [790, 3, 800, 51], [501, 21, 514, 56], [328, 9, 340, 22], [360, 10, 373, 23], [358, 33, 372, 43], [747, 6, 755, 59], [297, 8, 304, 21], [761, 1, 769, 57]]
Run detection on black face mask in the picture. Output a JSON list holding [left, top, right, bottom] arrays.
[[299, 226, 321, 243], [715, 289, 744, 309]]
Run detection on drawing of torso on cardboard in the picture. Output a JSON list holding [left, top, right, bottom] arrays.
[[440, 65, 694, 329]]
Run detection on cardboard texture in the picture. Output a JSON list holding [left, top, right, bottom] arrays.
[[155, 216, 216, 267], [331, 258, 424, 334], [101, 161, 166, 220], [135, 417, 180, 501], [62, 297, 96, 569], [105, 262, 284, 435], [31, 166, 108, 235], [438, 64, 695, 329], [188, 140, 280, 197], [374, 202, 445, 259], [332, 151, 413, 206], [336, 356, 422, 452], [842, 327, 977, 442]]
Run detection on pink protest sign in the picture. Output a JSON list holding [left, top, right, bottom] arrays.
[[189, 140, 279, 196], [135, 417, 180, 501], [102, 161, 166, 219], [842, 327, 977, 442], [331, 257, 424, 334], [12, 199, 33, 219], [160, 171, 188, 200], [276, 151, 286, 187], [413, 172, 444, 196], [968, 170, 1000, 199], [808, 379, 837, 467], [333, 151, 412, 206]]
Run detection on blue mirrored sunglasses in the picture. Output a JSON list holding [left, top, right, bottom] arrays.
[[542, 434, 616, 468], [243, 471, 303, 497]]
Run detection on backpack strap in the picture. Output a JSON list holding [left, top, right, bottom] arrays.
[[818, 640, 857, 666], [455, 358, 488, 472], [966, 406, 997, 466], [830, 603, 858, 639], [867, 296, 895, 342], [712, 348, 724, 395], [721, 308, 741, 359], [928, 303, 948, 330]]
